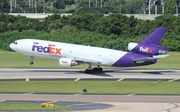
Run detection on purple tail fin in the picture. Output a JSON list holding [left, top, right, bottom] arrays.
[[140, 27, 167, 45], [128, 27, 168, 56]]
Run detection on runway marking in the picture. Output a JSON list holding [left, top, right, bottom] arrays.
[[166, 103, 179, 112], [127, 94, 135, 96], [0, 100, 5, 102], [23, 92, 35, 95], [75, 78, 81, 81], [25, 78, 30, 81], [168, 78, 179, 82], [42, 100, 58, 105], [117, 78, 124, 81], [67, 102, 94, 106]]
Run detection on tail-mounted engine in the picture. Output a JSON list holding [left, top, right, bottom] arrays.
[[59, 58, 79, 67], [128, 42, 168, 55]]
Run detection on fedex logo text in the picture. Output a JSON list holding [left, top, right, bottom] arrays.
[[139, 47, 152, 53], [61, 61, 68, 64], [32, 42, 62, 55]]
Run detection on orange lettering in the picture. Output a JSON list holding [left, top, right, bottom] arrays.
[[49, 44, 55, 54], [55, 48, 61, 54]]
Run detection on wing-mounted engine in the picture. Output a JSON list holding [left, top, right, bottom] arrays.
[[59, 58, 79, 67], [128, 42, 168, 55]]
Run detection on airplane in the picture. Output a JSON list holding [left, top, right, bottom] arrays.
[[9, 27, 169, 73]]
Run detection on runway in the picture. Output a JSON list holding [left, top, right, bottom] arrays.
[[0, 94, 180, 112], [0, 68, 180, 80], [1, 94, 180, 103], [0, 68, 180, 112]]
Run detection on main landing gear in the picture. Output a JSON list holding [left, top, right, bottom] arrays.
[[30, 56, 34, 65], [84, 64, 103, 73]]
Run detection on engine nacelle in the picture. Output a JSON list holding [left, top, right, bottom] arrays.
[[128, 42, 138, 51], [59, 58, 78, 67], [128, 42, 168, 55]]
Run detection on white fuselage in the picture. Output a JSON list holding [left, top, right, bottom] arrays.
[[10, 39, 128, 66]]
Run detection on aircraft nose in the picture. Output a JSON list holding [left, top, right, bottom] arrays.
[[9, 43, 15, 50]]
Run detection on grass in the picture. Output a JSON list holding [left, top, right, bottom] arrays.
[[0, 49, 9, 52], [0, 52, 60, 68], [0, 81, 180, 95], [0, 51, 179, 69], [0, 103, 70, 111]]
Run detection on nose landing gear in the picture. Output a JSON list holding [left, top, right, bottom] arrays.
[[30, 56, 34, 65]]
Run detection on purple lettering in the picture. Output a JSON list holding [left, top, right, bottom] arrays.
[[43, 46, 49, 53], [32, 42, 61, 55], [37, 46, 43, 52], [32, 42, 39, 51], [32, 42, 50, 53]]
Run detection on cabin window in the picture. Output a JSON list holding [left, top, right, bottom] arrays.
[[13, 42, 18, 45]]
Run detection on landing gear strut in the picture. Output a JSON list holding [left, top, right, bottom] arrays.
[[30, 56, 34, 65], [84, 64, 103, 73]]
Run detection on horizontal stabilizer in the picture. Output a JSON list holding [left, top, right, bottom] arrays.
[[132, 54, 169, 64], [153, 54, 169, 59], [132, 57, 154, 63]]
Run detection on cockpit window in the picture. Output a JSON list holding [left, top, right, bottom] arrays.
[[13, 42, 18, 45]]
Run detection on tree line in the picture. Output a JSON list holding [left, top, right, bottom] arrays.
[[1, 0, 179, 14], [0, 12, 180, 52]]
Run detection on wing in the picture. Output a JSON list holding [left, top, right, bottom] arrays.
[[67, 56, 111, 65]]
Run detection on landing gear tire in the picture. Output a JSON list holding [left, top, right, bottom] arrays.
[[97, 68, 103, 72], [84, 64, 103, 74], [85, 69, 95, 74], [84, 67, 103, 74], [93, 67, 98, 72], [85, 69, 89, 73], [30, 61, 33, 65]]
